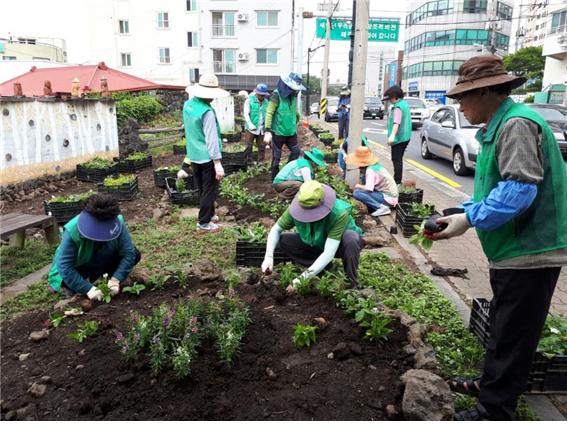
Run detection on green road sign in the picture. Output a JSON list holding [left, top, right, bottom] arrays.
[[316, 18, 399, 42]]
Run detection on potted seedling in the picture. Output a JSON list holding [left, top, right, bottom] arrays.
[[323, 149, 339, 164], [117, 151, 152, 173], [44, 190, 94, 224], [153, 165, 181, 188], [76, 156, 119, 182], [221, 130, 242, 143], [233, 223, 290, 267], [98, 174, 139, 201], [318, 132, 335, 146], [173, 139, 186, 155], [222, 142, 252, 165], [165, 177, 199, 206], [395, 202, 437, 237], [398, 180, 424, 204]]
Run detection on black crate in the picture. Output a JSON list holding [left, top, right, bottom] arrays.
[[395, 202, 437, 237], [224, 163, 249, 176], [165, 177, 200, 206], [173, 144, 186, 155], [154, 168, 185, 189], [97, 176, 139, 201], [469, 298, 567, 394], [222, 132, 242, 143], [76, 163, 119, 183], [222, 145, 252, 165], [324, 152, 338, 163], [235, 240, 291, 267], [43, 200, 84, 225], [398, 188, 424, 204], [116, 155, 153, 173], [319, 135, 335, 147]]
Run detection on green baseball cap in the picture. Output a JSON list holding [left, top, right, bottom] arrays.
[[304, 148, 327, 168]]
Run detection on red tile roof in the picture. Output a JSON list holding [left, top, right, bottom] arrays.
[[0, 62, 184, 96]]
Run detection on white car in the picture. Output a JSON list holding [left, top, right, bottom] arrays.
[[423, 98, 442, 114], [405, 97, 430, 129]]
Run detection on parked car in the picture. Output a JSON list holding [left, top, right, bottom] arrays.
[[363, 97, 384, 119], [526, 103, 567, 160], [420, 105, 481, 176], [324, 96, 339, 122], [405, 97, 430, 129], [310, 102, 319, 115]]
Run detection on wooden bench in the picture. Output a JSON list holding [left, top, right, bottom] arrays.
[[0, 213, 60, 248]]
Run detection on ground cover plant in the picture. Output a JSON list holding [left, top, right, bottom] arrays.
[[68, 320, 100, 343], [122, 282, 146, 296], [292, 323, 318, 348], [47, 191, 94, 204], [0, 239, 56, 288], [537, 315, 567, 358], [80, 157, 116, 169], [230, 223, 268, 242], [222, 142, 248, 153], [124, 151, 151, 161], [102, 174, 136, 187], [155, 165, 180, 173]]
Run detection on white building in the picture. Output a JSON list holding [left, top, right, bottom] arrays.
[[518, 0, 551, 48], [542, 0, 567, 102], [402, 0, 514, 104]]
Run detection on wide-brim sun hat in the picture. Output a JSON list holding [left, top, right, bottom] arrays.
[[290, 181, 336, 223], [255, 83, 270, 96], [446, 55, 527, 99], [186, 72, 230, 99], [345, 146, 379, 167], [77, 211, 123, 242], [281, 72, 306, 91], [304, 148, 327, 168]]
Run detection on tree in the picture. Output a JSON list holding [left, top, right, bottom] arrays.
[[502, 47, 545, 81], [304, 74, 321, 96]]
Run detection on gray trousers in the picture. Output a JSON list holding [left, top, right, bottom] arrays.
[[278, 230, 363, 286], [273, 181, 302, 200]]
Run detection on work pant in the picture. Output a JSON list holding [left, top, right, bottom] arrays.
[[278, 230, 363, 286], [338, 114, 350, 140], [352, 189, 392, 213], [62, 248, 142, 295], [479, 267, 560, 419], [271, 134, 301, 180], [273, 181, 302, 200], [391, 141, 409, 184], [244, 130, 266, 162], [192, 160, 219, 225]]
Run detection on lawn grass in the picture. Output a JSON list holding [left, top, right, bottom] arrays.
[[0, 280, 61, 321], [0, 238, 56, 288]]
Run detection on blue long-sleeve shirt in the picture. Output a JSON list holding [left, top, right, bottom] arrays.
[[56, 226, 137, 294]]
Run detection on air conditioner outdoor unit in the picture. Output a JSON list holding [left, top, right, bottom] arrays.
[[558, 35, 567, 46], [238, 52, 249, 61], [237, 13, 248, 22]]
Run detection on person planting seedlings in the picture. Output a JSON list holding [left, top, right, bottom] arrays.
[[338, 135, 368, 178], [272, 148, 327, 200], [346, 146, 398, 217], [424, 56, 567, 421], [47, 194, 141, 302], [261, 181, 363, 291]]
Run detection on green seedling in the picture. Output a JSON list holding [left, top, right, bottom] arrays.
[[155, 165, 180, 173], [537, 315, 567, 358], [223, 142, 248, 153], [68, 320, 100, 343], [103, 174, 136, 187], [81, 156, 115, 169], [49, 191, 94, 204], [175, 178, 186, 193], [293, 323, 318, 348], [122, 283, 146, 296], [364, 315, 393, 342], [97, 278, 112, 303], [231, 223, 268, 242], [125, 151, 150, 161], [49, 312, 66, 328], [409, 202, 434, 218], [148, 275, 168, 291], [409, 223, 434, 250], [225, 270, 241, 289], [294, 276, 311, 296], [277, 263, 298, 289]]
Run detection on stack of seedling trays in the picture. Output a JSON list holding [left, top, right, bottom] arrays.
[[319, 132, 335, 147], [116, 153, 153, 173], [235, 241, 291, 267], [153, 166, 182, 188], [398, 188, 424, 204], [223, 143, 252, 175], [165, 177, 199, 206], [395, 202, 437, 237], [97, 175, 139, 201], [76, 157, 119, 183], [324, 150, 338, 163], [173, 143, 186, 155], [43, 191, 93, 225], [470, 298, 567, 394]]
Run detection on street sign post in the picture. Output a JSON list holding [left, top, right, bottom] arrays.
[[316, 17, 399, 42]]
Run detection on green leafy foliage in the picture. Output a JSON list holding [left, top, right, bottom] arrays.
[[294, 276, 312, 296], [81, 156, 116, 169], [155, 165, 180, 173], [175, 178, 187, 193], [293, 323, 318, 348], [231, 223, 268, 242], [319, 132, 335, 140], [537, 315, 567, 358], [68, 320, 100, 343], [502, 46, 544, 80], [48, 190, 94, 204], [0, 280, 62, 321], [125, 151, 150, 161], [148, 275, 168, 291], [276, 263, 301, 289], [222, 143, 248, 153], [409, 202, 434, 218], [224, 270, 241, 289], [122, 283, 146, 296], [409, 223, 434, 250], [49, 312, 66, 328], [116, 95, 162, 126], [103, 174, 136, 187], [0, 239, 56, 288], [97, 276, 112, 303]]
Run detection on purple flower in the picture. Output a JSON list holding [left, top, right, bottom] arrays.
[[190, 316, 198, 326], [191, 326, 199, 334], [114, 331, 125, 342]]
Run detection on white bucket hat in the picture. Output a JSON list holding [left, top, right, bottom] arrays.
[[186, 72, 230, 99]]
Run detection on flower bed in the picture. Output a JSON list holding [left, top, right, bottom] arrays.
[[76, 157, 119, 182], [43, 191, 94, 224], [153, 166, 181, 189], [165, 177, 199, 206], [97, 174, 139, 201], [117, 152, 153, 173], [395, 202, 437, 237]]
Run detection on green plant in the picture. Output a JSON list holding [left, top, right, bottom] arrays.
[[49, 312, 66, 328], [148, 275, 168, 291], [223, 142, 248, 153], [364, 315, 393, 341], [48, 191, 94, 204], [125, 151, 150, 161], [116, 95, 162, 126], [155, 165, 180, 173], [277, 263, 300, 289], [122, 283, 146, 296], [68, 320, 100, 343], [97, 274, 112, 303], [0, 240, 57, 288], [314, 270, 346, 297], [81, 157, 115, 169], [409, 223, 434, 250], [103, 174, 136, 187], [537, 315, 567, 358], [319, 132, 335, 140], [174, 139, 186, 147], [175, 178, 186, 193], [409, 202, 434, 218], [294, 276, 312, 296], [399, 184, 418, 194], [225, 270, 241, 289], [231, 223, 268, 242], [293, 323, 318, 348]]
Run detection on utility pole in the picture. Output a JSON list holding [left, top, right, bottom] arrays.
[[347, 0, 357, 86], [297, 7, 305, 114], [320, 0, 332, 115], [345, 0, 369, 188]]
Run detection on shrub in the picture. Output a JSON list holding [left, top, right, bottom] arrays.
[[116, 95, 162, 126]]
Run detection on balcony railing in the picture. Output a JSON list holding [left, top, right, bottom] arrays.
[[212, 24, 235, 37], [550, 24, 567, 35], [213, 60, 236, 73]]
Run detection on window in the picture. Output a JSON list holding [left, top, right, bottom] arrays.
[[2, 56, 17, 60], [407, 0, 454, 26], [120, 53, 131, 66], [32, 56, 50, 61], [406, 28, 489, 52], [213, 49, 236, 73], [157, 12, 169, 29], [431, 108, 448, 123], [463, 0, 487, 13], [257, 11, 278, 26], [551, 10, 567, 33], [186, 0, 197, 11], [187, 32, 199, 47], [119, 20, 129, 34], [188, 68, 199, 83], [212, 12, 235, 37], [494, 32, 510, 50], [256, 48, 278, 64], [404, 60, 463, 78], [159, 47, 170, 64], [497, 2, 512, 20]]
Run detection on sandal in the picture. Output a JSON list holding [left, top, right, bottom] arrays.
[[447, 377, 481, 397]]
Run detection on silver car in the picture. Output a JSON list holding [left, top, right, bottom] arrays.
[[420, 105, 481, 176]]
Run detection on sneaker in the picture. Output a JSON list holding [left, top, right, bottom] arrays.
[[371, 205, 391, 217], [211, 215, 220, 222], [196, 222, 220, 232]]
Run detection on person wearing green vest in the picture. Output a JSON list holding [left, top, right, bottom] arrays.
[[261, 181, 363, 291], [47, 194, 141, 301], [183, 72, 230, 232], [347, 146, 398, 216], [272, 148, 327, 200], [243, 83, 270, 162], [425, 56, 567, 421], [264, 72, 306, 180], [382, 85, 412, 184]]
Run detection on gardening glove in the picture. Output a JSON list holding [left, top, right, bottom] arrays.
[[426, 213, 471, 240], [214, 162, 225, 180], [264, 131, 273, 145], [87, 286, 103, 301], [261, 256, 274, 274], [177, 169, 190, 179], [108, 277, 120, 296]]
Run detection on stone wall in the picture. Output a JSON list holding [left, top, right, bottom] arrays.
[[155, 89, 187, 113]]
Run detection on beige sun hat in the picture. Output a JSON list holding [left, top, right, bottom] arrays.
[[186, 72, 230, 99]]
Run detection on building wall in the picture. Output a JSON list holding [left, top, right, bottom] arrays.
[[518, 0, 550, 49], [0, 98, 118, 185], [0, 37, 67, 63], [542, 1, 567, 94]]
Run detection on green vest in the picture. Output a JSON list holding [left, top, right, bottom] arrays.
[[473, 98, 567, 262], [47, 215, 124, 291], [183, 97, 222, 162], [387, 99, 412, 144], [272, 89, 298, 137], [293, 199, 362, 250], [273, 158, 312, 184], [245, 94, 268, 130]]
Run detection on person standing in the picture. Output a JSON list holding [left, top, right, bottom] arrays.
[[243, 83, 270, 162], [183, 72, 230, 232], [337, 87, 351, 142], [382, 85, 412, 184], [425, 56, 567, 421], [264, 72, 306, 180]]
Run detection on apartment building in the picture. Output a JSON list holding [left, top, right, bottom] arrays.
[[542, 0, 567, 102], [516, 0, 550, 49]]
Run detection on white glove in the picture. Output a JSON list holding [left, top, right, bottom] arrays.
[[87, 286, 103, 301], [248, 124, 257, 131], [291, 277, 301, 287], [108, 277, 120, 296], [429, 213, 471, 240], [214, 162, 225, 180], [264, 132, 273, 144], [177, 169, 190, 179], [261, 256, 274, 274], [387, 136, 395, 145]]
